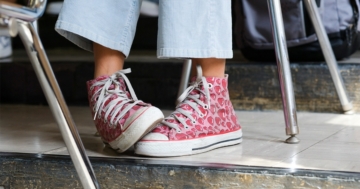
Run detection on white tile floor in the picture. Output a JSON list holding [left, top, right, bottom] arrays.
[[0, 105, 359, 172]]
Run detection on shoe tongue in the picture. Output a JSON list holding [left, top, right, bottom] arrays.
[[116, 77, 127, 91], [114, 77, 132, 99], [94, 75, 131, 98], [187, 75, 218, 102], [96, 75, 110, 81], [176, 77, 204, 120], [189, 76, 203, 95], [179, 75, 222, 110], [88, 75, 109, 87], [189, 76, 218, 89]]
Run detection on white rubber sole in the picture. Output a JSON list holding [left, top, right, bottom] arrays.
[[135, 129, 242, 157], [107, 106, 164, 153]]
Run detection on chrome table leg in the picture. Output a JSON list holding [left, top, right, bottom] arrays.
[[177, 59, 192, 98], [17, 20, 100, 189], [267, 0, 300, 144], [304, 0, 353, 114]]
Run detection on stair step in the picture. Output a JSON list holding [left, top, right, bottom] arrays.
[[0, 152, 359, 189], [1, 49, 359, 113]]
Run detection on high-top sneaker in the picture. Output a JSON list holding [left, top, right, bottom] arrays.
[[87, 68, 164, 152], [135, 66, 242, 157]]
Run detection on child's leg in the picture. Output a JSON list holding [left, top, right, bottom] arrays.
[[135, 0, 242, 157], [191, 58, 226, 78], [55, 0, 141, 58], [93, 43, 125, 78], [55, 0, 164, 152]]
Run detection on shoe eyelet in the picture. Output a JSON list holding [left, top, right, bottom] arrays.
[[199, 113, 204, 117], [176, 129, 181, 133], [192, 120, 196, 124], [185, 126, 189, 129], [208, 84, 213, 88], [203, 105, 208, 109]]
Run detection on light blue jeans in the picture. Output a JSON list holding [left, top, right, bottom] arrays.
[[55, 0, 233, 59]]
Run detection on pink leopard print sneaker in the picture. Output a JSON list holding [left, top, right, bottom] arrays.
[[135, 66, 242, 157], [87, 68, 164, 152]]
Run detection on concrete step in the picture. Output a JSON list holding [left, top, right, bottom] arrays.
[[1, 152, 359, 189], [1, 49, 359, 113]]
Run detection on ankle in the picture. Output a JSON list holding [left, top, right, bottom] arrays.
[[93, 43, 125, 78], [191, 58, 226, 77]]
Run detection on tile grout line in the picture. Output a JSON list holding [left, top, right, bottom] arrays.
[[41, 146, 68, 155], [276, 126, 348, 164]]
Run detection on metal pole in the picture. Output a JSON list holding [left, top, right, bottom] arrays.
[[304, 0, 353, 113], [267, 0, 300, 144], [177, 59, 192, 98], [17, 20, 100, 189], [0, 0, 46, 22]]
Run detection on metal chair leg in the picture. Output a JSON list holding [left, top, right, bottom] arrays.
[[177, 59, 192, 98], [17, 20, 100, 189], [267, 0, 300, 144], [304, 0, 353, 114]]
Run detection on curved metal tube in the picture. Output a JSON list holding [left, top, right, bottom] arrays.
[[0, 0, 46, 22], [16, 20, 100, 189]]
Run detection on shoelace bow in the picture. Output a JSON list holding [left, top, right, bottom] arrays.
[[162, 66, 211, 133], [91, 68, 143, 127]]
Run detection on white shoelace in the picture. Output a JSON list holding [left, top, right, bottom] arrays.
[[90, 68, 143, 127], [162, 66, 211, 133]]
